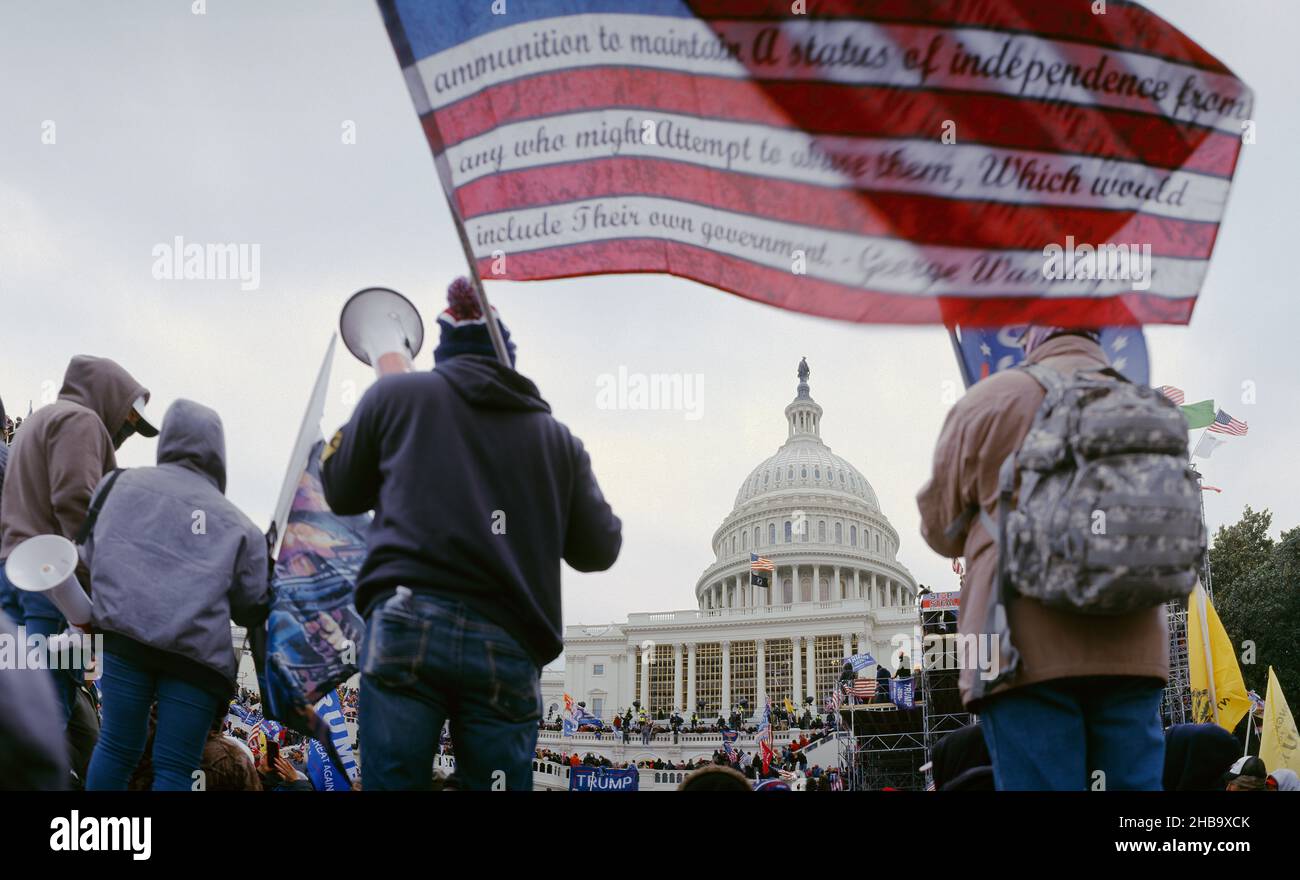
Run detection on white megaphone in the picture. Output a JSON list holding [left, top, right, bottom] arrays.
[[339, 287, 425, 377], [6, 534, 93, 627]]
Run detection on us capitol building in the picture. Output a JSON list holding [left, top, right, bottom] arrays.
[[550, 360, 921, 725]]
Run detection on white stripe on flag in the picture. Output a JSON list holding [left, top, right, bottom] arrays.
[[465, 196, 1210, 298], [416, 14, 1250, 135], [445, 113, 1230, 223]]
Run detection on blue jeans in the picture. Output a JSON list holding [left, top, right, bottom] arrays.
[[0, 559, 21, 623], [980, 676, 1165, 791], [360, 590, 541, 791], [1, 563, 78, 725], [86, 650, 223, 791]]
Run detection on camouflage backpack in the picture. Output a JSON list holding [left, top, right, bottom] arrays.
[[986, 364, 1205, 615]]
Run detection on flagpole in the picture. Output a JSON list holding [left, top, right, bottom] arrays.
[[419, 97, 512, 368], [269, 335, 337, 558], [1197, 585, 1219, 725], [1243, 706, 1252, 757], [375, 0, 512, 369], [1195, 467, 1215, 600]]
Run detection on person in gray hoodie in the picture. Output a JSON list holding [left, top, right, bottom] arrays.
[[82, 399, 271, 791]]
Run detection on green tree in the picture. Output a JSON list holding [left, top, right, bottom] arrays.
[[1211, 509, 1300, 705], [1207, 506, 1273, 601]]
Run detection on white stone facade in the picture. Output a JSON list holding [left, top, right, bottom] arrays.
[[559, 361, 920, 723]]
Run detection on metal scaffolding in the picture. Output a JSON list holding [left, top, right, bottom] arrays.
[[1163, 466, 1217, 727]]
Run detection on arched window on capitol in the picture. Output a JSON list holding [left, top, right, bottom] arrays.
[[769, 523, 776, 544]]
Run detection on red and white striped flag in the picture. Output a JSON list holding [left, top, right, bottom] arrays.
[[852, 679, 877, 701], [378, 1, 1252, 327], [1158, 385, 1186, 405], [1207, 409, 1249, 436]]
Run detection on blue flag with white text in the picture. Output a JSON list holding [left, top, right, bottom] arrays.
[[305, 738, 350, 792], [951, 325, 1149, 389], [889, 677, 915, 710]]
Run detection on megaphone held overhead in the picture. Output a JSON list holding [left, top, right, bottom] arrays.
[[6, 534, 93, 626], [339, 287, 425, 376]]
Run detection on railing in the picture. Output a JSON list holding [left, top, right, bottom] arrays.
[[622, 599, 880, 626], [535, 727, 804, 747]]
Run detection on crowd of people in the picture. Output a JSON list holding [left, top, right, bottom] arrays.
[[532, 738, 839, 789], [0, 317, 1292, 793], [0, 282, 622, 792]]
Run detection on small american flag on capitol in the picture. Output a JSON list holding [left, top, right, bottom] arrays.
[[1207, 409, 1249, 436], [377, 0, 1252, 327], [750, 554, 775, 572]]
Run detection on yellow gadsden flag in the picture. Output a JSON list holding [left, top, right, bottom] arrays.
[[1259, 667, 1300, 775], [1187, 585, 1251, 733]]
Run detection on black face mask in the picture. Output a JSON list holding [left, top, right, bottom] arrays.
[[111, 421, 137, 450]]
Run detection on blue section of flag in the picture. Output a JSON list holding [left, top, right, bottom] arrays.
[[305, 738, 349, 792], [569, 765, 640, 791], [889, 677, 915, 709], [314, 689, 360, 783], [951, 326, 1149, 389], [389, 0, 698, 58], [844, 653, 875, 673]]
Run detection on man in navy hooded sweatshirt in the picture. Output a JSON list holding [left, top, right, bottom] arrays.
[[322, 279, 622, 791]]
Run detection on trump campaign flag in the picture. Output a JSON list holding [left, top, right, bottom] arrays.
[[377, 0, 1251, 326], [951, 324, 1149, 388], [258, 338, 370, 771], [306, 738, 351, 792]]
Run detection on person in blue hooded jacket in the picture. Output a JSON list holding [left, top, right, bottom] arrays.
[[83, 399, 270, 791], [322, 279, 622, 791]]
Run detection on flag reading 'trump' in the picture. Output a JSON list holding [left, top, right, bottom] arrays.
[[377, 1, 1251, 327], [951, 325, 1148, 388]]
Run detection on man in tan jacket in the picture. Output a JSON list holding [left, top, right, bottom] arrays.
[[917, 328, 1168, 791], [0, 355, 156, 727]]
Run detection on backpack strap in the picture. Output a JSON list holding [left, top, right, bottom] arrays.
[[1018, 362, 1067, 397], [75, 468, 124, 545]]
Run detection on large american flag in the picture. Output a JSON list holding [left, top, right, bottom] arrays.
[[378, 1, 1251, 327], [1207, 408, 1249, 436], [750, 553, 775, 572]]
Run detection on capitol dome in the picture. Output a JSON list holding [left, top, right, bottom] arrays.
[[695, 359, 917, 611]]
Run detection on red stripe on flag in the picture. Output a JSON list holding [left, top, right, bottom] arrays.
[[454, 158, 1221, 258], [685, 0, 1232, 74], [433, 69, 1242, 179], [476, 240, 1195, 326]]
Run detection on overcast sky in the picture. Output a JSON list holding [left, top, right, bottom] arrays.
[[2, 0, 1297, 631]]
